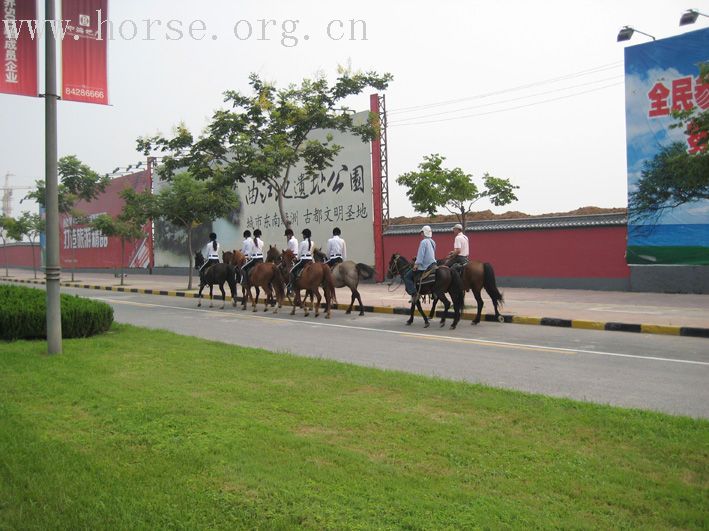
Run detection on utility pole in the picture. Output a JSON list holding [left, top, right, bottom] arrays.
[[45, 0, 62, 354]]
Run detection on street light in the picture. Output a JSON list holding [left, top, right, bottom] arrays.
[[680, 9, 709, 26], [617, 26, 656, 42]]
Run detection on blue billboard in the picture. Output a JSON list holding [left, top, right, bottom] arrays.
[[625, 27, 709, 265]]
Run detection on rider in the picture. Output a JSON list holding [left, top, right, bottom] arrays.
[[285, 228, 299, 256], [325, 227, 346, 267], [447, 223, 469, 272], [200, 232, 220, 272], [289, 228, 315, 291], [404, 225, 437, 302], [242, 229, 264, 284]]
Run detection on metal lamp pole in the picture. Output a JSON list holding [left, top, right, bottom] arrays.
[[45, 0, 62, 354]]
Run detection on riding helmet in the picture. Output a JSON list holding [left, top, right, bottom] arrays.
[[302, 228, 312, 238], [243, 230, 252, 238], [254, 229, 262, 237], [209, 232, 217, 241]]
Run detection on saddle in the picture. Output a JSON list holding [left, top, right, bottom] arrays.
[[416, 265, 438, 287]]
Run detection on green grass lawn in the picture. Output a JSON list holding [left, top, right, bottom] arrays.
[[1, 324, 707, 529]]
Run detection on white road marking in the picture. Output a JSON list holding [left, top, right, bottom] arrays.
[[94, 296, 709, 367]]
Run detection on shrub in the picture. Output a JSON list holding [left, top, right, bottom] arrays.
[[0, 285, 114, 341]]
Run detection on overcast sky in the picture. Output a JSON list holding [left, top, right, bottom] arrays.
[[2, 0, 708, 219]]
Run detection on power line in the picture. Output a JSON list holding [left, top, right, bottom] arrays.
[[388, 61, 623, 115], [388, 81, 623, 128], [389, 75, 624, 125]]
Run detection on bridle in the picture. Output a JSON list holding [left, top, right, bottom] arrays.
[[388, 254, 412, 278]]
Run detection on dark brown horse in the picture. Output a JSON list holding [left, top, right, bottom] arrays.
[[194, 251, 237, 309], [281, 249, 336, 318], [312, 248, 374, 316], [387, 253, 463, 329], [444, 258, 504, 324]]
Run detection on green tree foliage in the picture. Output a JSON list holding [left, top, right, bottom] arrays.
[[137, 70, 392, 227], [24, 155, 109, 281], [396, 154, 519, 230], [629, 63, 709, 223]]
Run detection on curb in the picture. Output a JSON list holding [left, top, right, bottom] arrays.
[[4, 277, 709, 339]]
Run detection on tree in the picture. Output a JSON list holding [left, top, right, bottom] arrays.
[[396, 154, 519, 230], [152, 172, 238, 290], [629, 62, 709, 223], [6, 212, 44, 279], [24, 155, 109, 280], [137, 69, 393, 227], [0, 215, 16, 277]]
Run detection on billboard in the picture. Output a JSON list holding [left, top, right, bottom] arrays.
[[60, 171, 152, 269], [625, 27, 709, 265], [153, 111, 375, 268], [61, 0, 108, 105]]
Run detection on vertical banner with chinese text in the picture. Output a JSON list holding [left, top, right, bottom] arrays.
[[61, 0, 108, 104], [624, 27, 709, 265], [0, 0, 38, 97]]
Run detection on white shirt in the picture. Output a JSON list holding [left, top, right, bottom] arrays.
[[204, 241, 220, 260], [241, 238, 254, 257], [287, 236, 299, 255], [454, 232, 469, 258], [327, 235, 346, 259], [251, 238, 264, 257], [298, 239, 315, 259]]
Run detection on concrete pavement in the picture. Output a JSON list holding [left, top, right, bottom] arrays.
[[3, 267, 709, 337]]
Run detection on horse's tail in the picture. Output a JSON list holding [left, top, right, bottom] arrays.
[[356, 263, 375, 280], [272, 264, 286, 300], [483, 262, 504, 308], [449, 267, 465, 313]]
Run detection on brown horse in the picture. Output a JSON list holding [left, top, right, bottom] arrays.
[[444, 258, 504, 324], [281, 249, 336, 318], [387, 253, 463, 329], [312, 248, 374, 316], [245, 261, 286, 313]]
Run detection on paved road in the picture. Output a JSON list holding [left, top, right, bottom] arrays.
[[55, 286, 709, 419]]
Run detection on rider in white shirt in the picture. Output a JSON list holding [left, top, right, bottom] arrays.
[[326, 227, 346, 267], [447, 223, 469, 271], [200, 232, 220, 272], [285, 228, 299, 257], [243, 228, 264, 284], [241, 230, 254, 258], [289, 228, 315, 292]]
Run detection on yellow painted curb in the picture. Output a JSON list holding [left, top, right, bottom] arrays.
[[641, 324, 681, 336], [571, 320, 606, 331], [512, 316, 542, 326]]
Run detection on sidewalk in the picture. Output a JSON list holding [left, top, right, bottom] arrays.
[[3, 268, 709, 335]]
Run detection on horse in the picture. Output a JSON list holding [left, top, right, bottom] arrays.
[[443, 257, 505, 324], [312, 248, 374, 316], [387, 253, 463, 329], [281, 249, 336, 318], [194, 251, 238, 309], [243, 260, 286, 313]]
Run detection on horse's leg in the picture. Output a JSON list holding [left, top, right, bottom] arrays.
[[436, 289, 450, 328], [355, 289, 365, 316], [346, 289, 356, 315], [429, 295, 438, 320], [416, 298, 430, 328], [219, 283, 226, 310], [252, 286, 260, 312], [197, 281, 205, 307], [449, 288, 461, 330], [324, 285, 332, 319], [209, 284, 214, 308], [290, 288, 298, 315], [472, 287, 484, 325], [313, 288, 321, 318], [264, 285, 273, 312]]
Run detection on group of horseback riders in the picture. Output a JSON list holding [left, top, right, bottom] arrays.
[[200, 226, 348, 293]]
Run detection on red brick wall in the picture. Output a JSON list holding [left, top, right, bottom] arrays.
[[1, 243, 41, 269]]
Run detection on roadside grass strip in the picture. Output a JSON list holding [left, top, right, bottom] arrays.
[[1, 324, 707, 529]]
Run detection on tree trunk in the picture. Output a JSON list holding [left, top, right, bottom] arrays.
[[120, 238, 125, 286], [278, 168, 292, 229], [31, 237, 37, 279], [187, 227, 193, 290], [2, 240, 7, 277], [459, 208, 466, 231]]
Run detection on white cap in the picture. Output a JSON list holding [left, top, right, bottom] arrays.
[[453, 223, 463, 231], [420, 225, 433, 237]]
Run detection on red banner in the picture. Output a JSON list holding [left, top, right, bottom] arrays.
[[60, 171, 152, 270], [0, 0, 38, 97], [61, 0, 108, 104]]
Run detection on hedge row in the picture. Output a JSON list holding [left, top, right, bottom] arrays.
[[0, 285, 114, 341]]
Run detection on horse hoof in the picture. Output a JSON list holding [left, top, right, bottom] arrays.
[[440, 321, 445, 327], [345, 310, 351, 315], [252, 308, 257, 312], [424, 322, 430, 328], [406, 321, 412, 326], [359, 312, 364, 316], [450, 324, 457, 330], [326, 314, 331, 319], [471, 320, 479, 325], [497, 315, 505, 323]]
